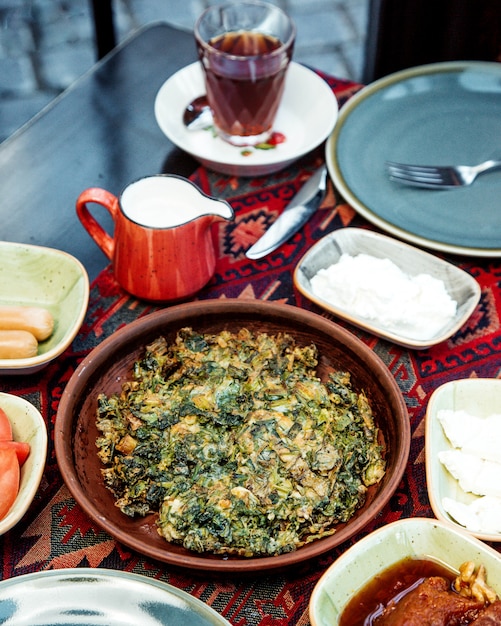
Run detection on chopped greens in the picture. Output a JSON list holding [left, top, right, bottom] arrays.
[[96, 328, 386, 557]]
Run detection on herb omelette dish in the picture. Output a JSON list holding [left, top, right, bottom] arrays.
[[95, 328, 386, 557]]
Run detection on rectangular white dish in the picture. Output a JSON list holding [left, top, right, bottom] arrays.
[[294, 228, 481, 349], [426, 378, 501, 542]]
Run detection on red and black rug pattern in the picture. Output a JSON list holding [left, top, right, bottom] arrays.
[[1, 72, 500, 626]]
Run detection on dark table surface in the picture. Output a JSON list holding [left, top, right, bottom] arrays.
[[0, 23, 199, 282]]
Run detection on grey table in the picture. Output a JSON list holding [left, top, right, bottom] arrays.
[[0, 23, 198, 282]]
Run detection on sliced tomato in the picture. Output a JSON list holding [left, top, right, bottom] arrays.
[[0, 407, 13, 441], [0, 448, 20, 520], [0, 440, 30, 466]]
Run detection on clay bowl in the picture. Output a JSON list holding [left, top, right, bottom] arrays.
[[55, 300, 409, 573]]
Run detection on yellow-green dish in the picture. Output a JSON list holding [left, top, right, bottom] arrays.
[[0, 242, 89, 374], [309, 518, 501, 625]]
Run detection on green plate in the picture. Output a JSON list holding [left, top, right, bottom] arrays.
[[0, 242, 89, 374]]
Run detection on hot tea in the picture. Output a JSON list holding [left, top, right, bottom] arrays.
[[194, 2, 295, 146], [203, 31, 290, 143], [210, 30, 282, 56]]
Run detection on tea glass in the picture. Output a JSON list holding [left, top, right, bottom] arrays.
[[194, 1, 296, 147]]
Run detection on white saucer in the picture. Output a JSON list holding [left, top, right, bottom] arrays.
[[155, 62, 338, 177]]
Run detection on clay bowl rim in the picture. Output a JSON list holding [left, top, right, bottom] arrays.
[[55, 300, 410, 573]]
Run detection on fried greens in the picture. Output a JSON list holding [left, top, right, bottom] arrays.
[[95, 327, 386, 557]]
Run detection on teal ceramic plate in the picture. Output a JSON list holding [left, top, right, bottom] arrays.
[[309, 518, 501, 626], [326, 61, 501, 257], [0, 568, 230, 625], [0, 242, 89, 375]]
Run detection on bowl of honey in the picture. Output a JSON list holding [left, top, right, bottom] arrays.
[[309, 517, 501, 625]]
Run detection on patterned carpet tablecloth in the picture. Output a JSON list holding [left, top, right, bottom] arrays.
[[1, 71, 501, 626]]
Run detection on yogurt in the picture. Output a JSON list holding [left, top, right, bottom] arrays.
[[310, 253, 457, 341]]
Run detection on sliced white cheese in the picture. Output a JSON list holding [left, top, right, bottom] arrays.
[[437, 409, 501, 465], [437, 409, 482, 448], [442, 496, 501, 534], [438, 449, 501, 498]]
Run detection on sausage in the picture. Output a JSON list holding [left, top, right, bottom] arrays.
[[0, 306, 54, 341], [0, 330, 38, 359]]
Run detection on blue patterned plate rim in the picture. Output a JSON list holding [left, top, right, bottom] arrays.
[[0, 568, 230, 625]]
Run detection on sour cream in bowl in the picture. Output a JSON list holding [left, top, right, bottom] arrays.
[[294, 228, 481, 349]]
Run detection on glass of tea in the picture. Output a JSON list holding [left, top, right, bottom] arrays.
[[194, 1, 296, 147]]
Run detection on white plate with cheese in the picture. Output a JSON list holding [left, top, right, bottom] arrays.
[[426, 378, 501, 542]]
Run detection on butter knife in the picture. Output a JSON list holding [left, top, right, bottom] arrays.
[[246, 165, 328, 260]]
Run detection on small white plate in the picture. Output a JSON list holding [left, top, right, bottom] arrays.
[[154, 62, 338, 177], [426, 378, 501, 543], [309, 518, 501, 626], [0, 393, 47, 535], [294, 228, 481, 349]]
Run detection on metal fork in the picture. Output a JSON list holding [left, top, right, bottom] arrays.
[[385, 157, 501, 189]]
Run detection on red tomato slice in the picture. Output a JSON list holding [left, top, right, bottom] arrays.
[[0, 448, 20, 520], [0, 441, 30, 466], [0, 407, 13, 441]]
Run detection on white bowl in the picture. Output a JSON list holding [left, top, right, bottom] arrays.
[[294, 228, 481, 349], [426, 378, 501, 542], [0, 242, 89, 375], [309, 517, 501, 626], [0, 568, 231, 625], [0, 393, 47, 535], [154, 62, 338, 177]]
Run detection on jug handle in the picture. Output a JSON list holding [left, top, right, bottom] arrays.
[[76, 188, 119, 260]]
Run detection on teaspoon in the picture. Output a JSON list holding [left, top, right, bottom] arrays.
[[183, 96, 213, 131]]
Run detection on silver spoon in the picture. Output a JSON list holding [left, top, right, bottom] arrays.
[[183, 96, 213, 131]]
